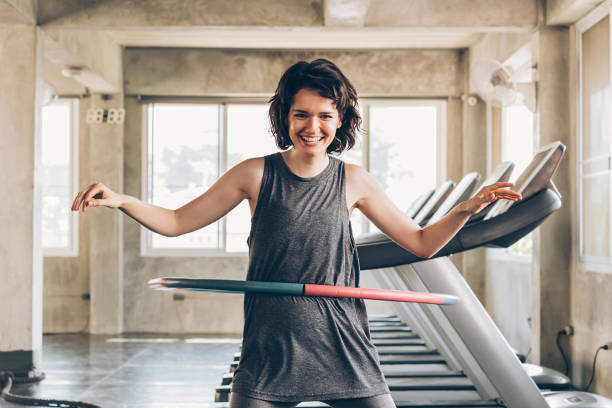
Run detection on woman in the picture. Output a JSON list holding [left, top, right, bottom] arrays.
[[72, 59, 520, 408]]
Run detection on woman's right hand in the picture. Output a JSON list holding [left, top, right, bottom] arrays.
[[71, 182, 123, 212]]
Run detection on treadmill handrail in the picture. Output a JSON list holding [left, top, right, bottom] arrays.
[[357, 188, 561, 270]]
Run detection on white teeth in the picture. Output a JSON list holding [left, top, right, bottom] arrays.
[[301, 136, 323, 142]]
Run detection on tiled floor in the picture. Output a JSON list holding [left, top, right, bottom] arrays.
[[0, 334, 241, 408]]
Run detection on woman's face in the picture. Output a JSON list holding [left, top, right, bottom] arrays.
[[287, 88, 342, 157]]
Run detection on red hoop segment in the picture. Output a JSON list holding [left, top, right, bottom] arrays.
[[304, 284, 457, 305]]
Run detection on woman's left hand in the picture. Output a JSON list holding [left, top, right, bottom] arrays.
[[461, 182, 522, 215]]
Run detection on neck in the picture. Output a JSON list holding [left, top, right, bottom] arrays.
[[281, 149, 329, 178]]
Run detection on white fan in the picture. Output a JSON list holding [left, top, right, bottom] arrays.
[[41, 81, 57, 106], [471, 58, 521, 107]]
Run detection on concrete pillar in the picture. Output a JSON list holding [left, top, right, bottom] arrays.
[[88, 94, 124, 334], [461, 99, 488, 302], [0, 24, 43, 374], [455, 49, 488, 302], [532, 27, 571, 371]]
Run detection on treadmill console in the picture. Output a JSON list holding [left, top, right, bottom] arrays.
[[406, 188, 435, 218], [484, 141, 566, 220], [467, 160, 515, 223], [426, 172, 481, 226], [413, 180, 455, 225]]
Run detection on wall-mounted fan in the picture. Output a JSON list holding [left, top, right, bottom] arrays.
[[471, 58, 522, 107], [41, 81, 57, 106]]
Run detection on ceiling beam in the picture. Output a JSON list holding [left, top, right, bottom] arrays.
[[324, 0, 369, 27], [546, 0, 603, 25], [0, 0, 35, 24]]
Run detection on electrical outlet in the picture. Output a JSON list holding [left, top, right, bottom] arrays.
[[561, 325, 574, 336], [605, 340, 612, 349]]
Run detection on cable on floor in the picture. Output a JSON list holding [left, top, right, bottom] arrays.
[[0, 371, 101, 408]]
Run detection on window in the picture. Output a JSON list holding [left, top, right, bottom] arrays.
[[577, 4, 612, 272], [142, 101, 277, 256], [360, 100, 445, 233], [501, 104, 535, 257], [41, 98, 79, 256], [142, 99, 445, 255]]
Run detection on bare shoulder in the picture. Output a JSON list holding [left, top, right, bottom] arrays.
[[229, 156, 266, 199], [344, 162, 374, 209], [345, 162, 375, 188], [236, 156, 265, 174]]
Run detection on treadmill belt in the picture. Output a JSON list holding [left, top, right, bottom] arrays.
[[386, 376, 475, 390], [380, 353, 445, 364], [372, 338, 426, 346], [371, 332, 419, 339]]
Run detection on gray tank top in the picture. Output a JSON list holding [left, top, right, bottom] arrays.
[[231, 152, 389, 402]]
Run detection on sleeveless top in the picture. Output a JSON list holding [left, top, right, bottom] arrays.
[[231, 152, 389, 402]]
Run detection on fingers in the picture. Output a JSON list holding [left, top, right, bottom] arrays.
[[71, 190, 85, 211], [490, 182, 514, 188], [72, 182, 105, 212], [490, 188, 522, 202]]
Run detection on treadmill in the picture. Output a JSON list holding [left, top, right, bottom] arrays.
[[364, 160, 569, 389], [356, 141, 612, 407]]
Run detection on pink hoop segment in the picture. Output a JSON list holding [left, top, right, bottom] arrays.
[[304, 284, 458, 305]]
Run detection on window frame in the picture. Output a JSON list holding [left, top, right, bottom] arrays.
[[576, 1, 612, 273], [140, 98, 269, 257], [358, 98, 447, 234], [498, 103, 536, 261], [42, 98, 80, 257], [140, 97, 446, 256]]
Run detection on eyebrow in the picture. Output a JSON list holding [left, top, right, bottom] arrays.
[[293, 109, 335, 114]]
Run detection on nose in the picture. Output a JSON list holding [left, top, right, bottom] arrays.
[[305, 116, 320, 133]]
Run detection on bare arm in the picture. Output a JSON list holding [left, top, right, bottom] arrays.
[[346, 164, 521, 258], [72, 158, 264, 237]]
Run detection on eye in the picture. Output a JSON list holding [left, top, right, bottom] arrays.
[[294, 112, 307, 118]]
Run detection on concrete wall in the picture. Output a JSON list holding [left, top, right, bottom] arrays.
[[43, 29, 122, 93], [364, 0, 537, 28], [124, 48, 461, 97], [37, 0, 323, 27], [0, 22, 42, 373]]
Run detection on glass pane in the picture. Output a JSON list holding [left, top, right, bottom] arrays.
[[41, 103, 72, 249], [582, 16, 611, 160], [369, 105, 437, 229], [336, 106, 366, 235], [502, 105, 534, 179], [502, 104, 534, 256], [226, 104, 278, 252], [150, 104, 220, 249], [582, 173, 611, 257]]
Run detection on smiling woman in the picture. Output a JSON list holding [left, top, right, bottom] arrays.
[[71, 58, 520, 408]]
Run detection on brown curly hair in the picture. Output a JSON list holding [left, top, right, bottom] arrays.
[[269, 59, 361, 154]]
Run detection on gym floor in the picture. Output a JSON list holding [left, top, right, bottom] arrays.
[[0, 334, 241, 408]]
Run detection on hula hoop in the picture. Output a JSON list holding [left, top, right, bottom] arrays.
[[148, 278, 459, 305]]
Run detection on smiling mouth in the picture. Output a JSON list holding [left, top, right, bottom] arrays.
[[300, 135, 324, 143]]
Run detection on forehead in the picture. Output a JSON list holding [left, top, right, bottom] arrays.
[[290, 88, 337, 112]]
